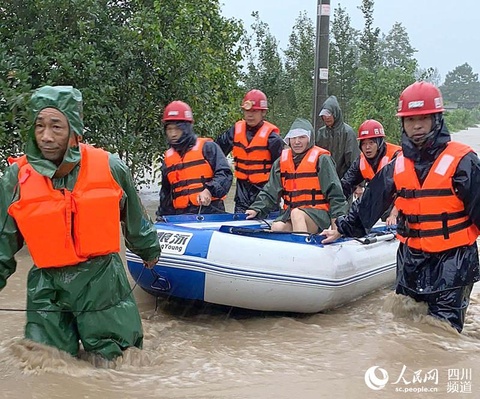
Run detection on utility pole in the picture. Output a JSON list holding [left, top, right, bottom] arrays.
[[313, 0, 331, 133]]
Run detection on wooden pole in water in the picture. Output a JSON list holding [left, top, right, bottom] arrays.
[[313, 0, 331, 134]]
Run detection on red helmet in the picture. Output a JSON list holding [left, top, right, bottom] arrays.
[[358, 119, 385, 140], [162, 101, 193, 122], [241, 89, 268, 110], [396, 81, 444, 117]]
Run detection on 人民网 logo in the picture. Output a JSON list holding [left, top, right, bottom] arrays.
[[364, 366, 389, 390]]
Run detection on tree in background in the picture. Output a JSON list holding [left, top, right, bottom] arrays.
[[283, 12, 316, 123], [0, 54, 30, 162], [0, 0, 243, 183], [243, 1, 479, 141], [3, 0, 479, 181], [358, 0, 380, 71], [441, 62, 480, 108], [350, 1, 416, 144], [328, 6, 359, 121], [416, 67, 442, 87], [243, 12, 289, 133], [155, 1, 245, 138], [379, 22, 417, 72]]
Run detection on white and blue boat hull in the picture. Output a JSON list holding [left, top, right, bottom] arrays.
[[126, 214, 398, 313]]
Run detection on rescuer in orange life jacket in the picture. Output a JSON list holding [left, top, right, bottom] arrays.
[[215, 89, 284, 213], [321, 82, 480, 333], [0, 85, 160, 361], [341, 119, 402, 225], [156, 101, 233, 216]]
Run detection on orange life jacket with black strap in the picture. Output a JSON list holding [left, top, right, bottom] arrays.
[[393, 141, 479, 252], [280, 146, 331, 211], [164, 137, 224, 209], [359, 142, 402, 181], [232, 120, 280, 184], [7, 156, 21, 165], [8, 144, 123, 268]]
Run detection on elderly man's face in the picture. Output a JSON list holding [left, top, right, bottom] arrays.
[[34, 108, 70, 165]]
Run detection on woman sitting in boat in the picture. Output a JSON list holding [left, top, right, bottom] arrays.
[[156, 101, 233, 217], [245, 118, 348, 234]]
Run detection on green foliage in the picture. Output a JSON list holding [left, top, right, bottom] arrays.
[[5, 0, 478, 185], [283, 12, 316, 123], [152, 0, 245, 138], [0, 0, 244, 183], [358, 0, 380, 70], [243, 12, 290, 133], [379, 22, 417, 73], [329, 6, 359, 121], [444, 108, 480, 132], [350, 67, 415, 144], [345, 2, 416, 143], [0, 62, 31, 168], [416, 67, 442, 87], [440, 63, 480, 107]]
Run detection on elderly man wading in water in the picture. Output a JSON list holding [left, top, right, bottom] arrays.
[[0, 85, 160, 361]]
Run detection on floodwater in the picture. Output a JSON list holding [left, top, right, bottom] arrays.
[[1, 128, 480, 398]]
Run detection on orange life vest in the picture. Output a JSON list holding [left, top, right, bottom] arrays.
[[393, 141, 478, 252], [164, 138, 223, 209], [280, 146, 330, 211], [232, 120, 280, 184], [8, 144, 123, 268], [359, 142, 402, 181], [7, 156, 21, 165]]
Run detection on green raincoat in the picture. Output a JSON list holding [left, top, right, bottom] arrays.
[[248, 118, 348, 231], [315, 96, 360, 179], [0, 86, 160, 360]]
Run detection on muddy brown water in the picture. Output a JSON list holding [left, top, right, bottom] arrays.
[[1, 128, 480, 398]]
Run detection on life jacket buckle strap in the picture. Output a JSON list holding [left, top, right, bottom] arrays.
[[397, 188, 416, 199], [442, 212, 450, 239]]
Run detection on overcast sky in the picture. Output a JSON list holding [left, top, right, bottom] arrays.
[[221, 0, 480, 83]]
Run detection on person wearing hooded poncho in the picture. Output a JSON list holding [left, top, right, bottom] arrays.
[[341, 119, 402, 225], [0, 86, 160, 360], [316, 95, 360, 180], [322, 82, 480, 333], [156, 101, 233, 216], [246, 118, 348, 234]]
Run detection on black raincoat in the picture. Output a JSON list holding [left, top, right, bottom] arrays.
[[216, 120, 284, 213], [341, 138, 395, 198], [315, 96, 360, 179], [341, 139, 401, 220], [336, 119, 480, 331]]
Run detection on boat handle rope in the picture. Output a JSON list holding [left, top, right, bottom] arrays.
[[0, 262, 149, 315], [149, 268, 171, 292], [225, 226, 327, 244], [0, 184, 156, 315], [354, 231, 397, 245], [227, 224, 396, 246], [194, 204, 274, 227]]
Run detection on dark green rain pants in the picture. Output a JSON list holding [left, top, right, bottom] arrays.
[[24, 254, 143, 360]]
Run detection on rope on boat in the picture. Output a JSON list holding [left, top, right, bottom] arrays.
[[354, 229, 397, 245], [0, 263, 149, 314]]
